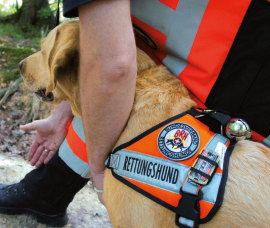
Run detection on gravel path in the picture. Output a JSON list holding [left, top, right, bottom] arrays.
[[0, 152, 112, 228]]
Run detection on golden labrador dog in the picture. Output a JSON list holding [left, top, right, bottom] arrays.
[[19, 20, 270, 228]]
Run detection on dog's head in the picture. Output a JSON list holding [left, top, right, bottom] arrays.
[[19, 20, 80, 114], [19, 19, 160, 117]]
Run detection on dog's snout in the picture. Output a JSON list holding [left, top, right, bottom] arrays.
[[18, 60, 24, 71]]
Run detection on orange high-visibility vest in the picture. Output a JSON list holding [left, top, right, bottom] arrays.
[[58, 117, 90, 178], [131, 0, 251, 105], [131, 0, 270, 142]]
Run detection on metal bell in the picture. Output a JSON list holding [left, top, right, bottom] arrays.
[[225, 118, 252, 141]]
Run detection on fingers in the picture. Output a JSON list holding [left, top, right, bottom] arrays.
[[35, 150, 53, 168], [29, 145, 44, 166], [20, 122, 36, 132], [30, 144, 57, 167], [28, 140, 40, 160], [44, 150, 57, 164]]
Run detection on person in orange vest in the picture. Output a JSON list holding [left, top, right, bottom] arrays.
[[0, 0, 269, 227]]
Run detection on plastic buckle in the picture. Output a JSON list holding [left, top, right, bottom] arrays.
[[175, 188, 202, 228]]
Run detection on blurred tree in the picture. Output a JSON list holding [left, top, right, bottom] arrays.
[[1, 0, 55, 29], [20, 0, 55, 28], [16, 0, 19, 10]]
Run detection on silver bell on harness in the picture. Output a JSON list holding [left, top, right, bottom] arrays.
[[225, 118, 252, 141]]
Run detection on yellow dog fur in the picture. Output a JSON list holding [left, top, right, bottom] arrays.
[[20, 20, 270, 228]]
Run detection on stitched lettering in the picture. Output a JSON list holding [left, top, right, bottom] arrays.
[[130, 157, 135, 172], [122, 156, 179, 184], [137, 159, 142, 174], [133, 158, 139, 173], [126, 157, 131, 171], [141, 160, 149, 175], [151, 163, 157, 178], [147, 162, 153, 176], [161, 166, 168, 181], [155, 164, 163, 179], [166, 167, 173, 183], [172, 169, 179, 184], [123, 156, 129, 171]]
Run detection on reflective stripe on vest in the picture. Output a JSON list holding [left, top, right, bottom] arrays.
[[59, 116, 91, 178], [131, 0, 251, 104], [107, 110, 232, 221]]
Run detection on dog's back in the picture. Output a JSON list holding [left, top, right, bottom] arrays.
[[104, 57, 270, 228], [20, 20, 270, 228]]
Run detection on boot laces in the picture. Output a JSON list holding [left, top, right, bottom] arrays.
[[4, 179, 26, 196]]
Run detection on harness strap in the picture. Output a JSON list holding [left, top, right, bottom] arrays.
[[106, 109, 237, 226], [262, 135, 270, 148], [176, 134, 229, 228], [197, 154, 218, 166], [190, 109, 231, 129]]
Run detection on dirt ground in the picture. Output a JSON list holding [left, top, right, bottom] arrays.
[[0, 80, 112, 228], [0, 33, 113, 228], [0, 153, 112, 228]]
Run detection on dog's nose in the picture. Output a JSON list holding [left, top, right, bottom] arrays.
[[18, 60, 24, 71]]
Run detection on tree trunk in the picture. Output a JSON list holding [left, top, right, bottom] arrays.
[[16, 0, 19, 11], [19, 0, 55, 29], [0, 0, 55, 29], [19, 0, 36, 26]]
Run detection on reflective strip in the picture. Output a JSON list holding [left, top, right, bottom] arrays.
[[108, 154, 120, 169], [205, 134, 228, 151], [66, 117, 88, 163], [262, 135, 270, 148], [182, 178, 200, 195], [131, 0, 251, 105], [59, 117, 91, 178], [163, 0, 210, 77], [131, 0, 210, 76], [109, 149, 222, 204], [180, 134, 228, 227], [159, 0, 180, 10], [179, 217, 194, 228], [72, 116, 85, 142], [131, 0, 174, 36], [59, 138, 91, 178], [178, 0, 251, 103]]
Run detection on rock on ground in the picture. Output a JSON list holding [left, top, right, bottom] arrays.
[[0, 152, 112, 228]]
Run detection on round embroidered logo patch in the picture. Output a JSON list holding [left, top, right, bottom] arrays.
[[157, 122, 200, 161]]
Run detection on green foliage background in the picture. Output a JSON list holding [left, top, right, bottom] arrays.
[[0, 1, 18, 17], [0, 1, 68, 83]]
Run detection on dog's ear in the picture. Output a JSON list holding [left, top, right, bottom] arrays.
[[46, 25, 79, 94]]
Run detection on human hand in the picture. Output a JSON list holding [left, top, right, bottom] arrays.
[[20, 117, 72, 167]]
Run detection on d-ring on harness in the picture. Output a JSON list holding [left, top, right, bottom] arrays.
[[106, 109, 249, 228]]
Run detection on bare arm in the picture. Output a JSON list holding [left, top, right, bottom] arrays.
[[78, 0, 137, 204]]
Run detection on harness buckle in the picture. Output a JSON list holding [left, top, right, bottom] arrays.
[[175, 188, 202, 228]]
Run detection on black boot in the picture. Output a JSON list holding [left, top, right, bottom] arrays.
[[0, 151, 89, 227]]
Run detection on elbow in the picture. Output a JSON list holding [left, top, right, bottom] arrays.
[[80, 48, 137, 97], [94, 52, 137, 96], [105, 52, 137, 83]]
